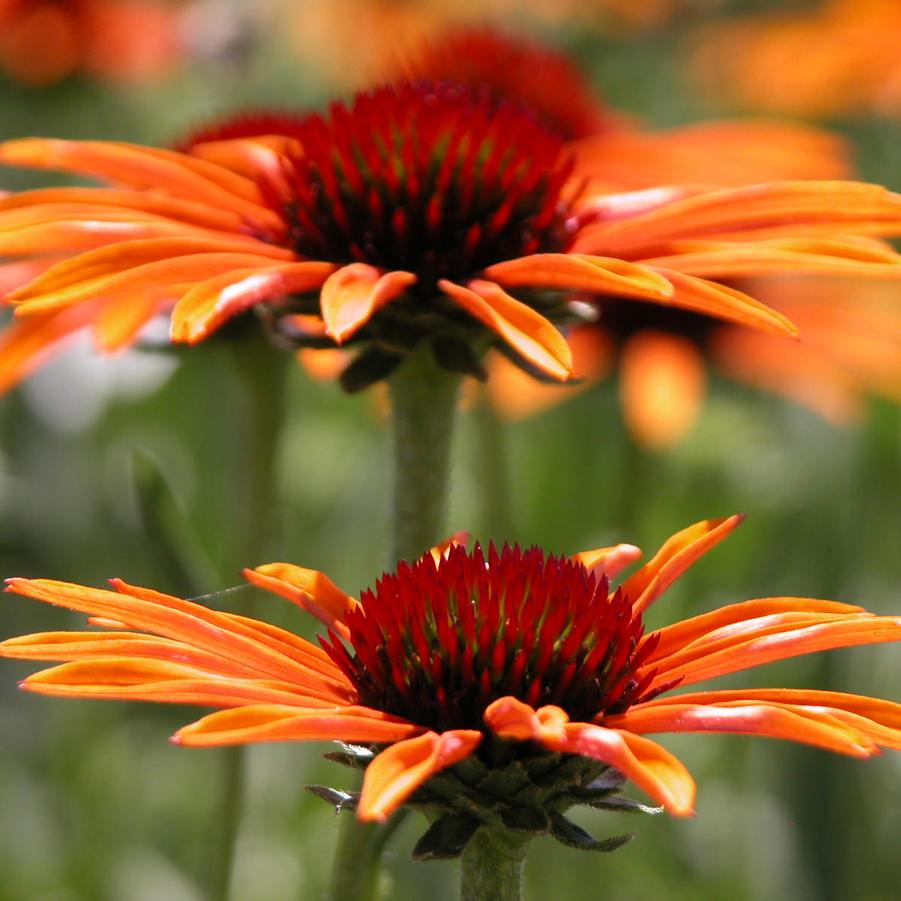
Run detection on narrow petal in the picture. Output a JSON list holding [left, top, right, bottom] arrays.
[[439, 278, 573, 380], [170, 261, 336, 343], [620, 514, 745, 614], [482, 253, 673, 300], [320, 264, 416, 342], [484, 698, 695, 815], [648, 616, 901, 690], [606, 702, 878, 757], [570, 543, 643, 582], [358, 730, 482, 822], [647, 268, 798, 337], [245, 564, 359, 637], [173, 704, 423, 748], [619, 331, 707, 449], [429, 532, 470, 563], [93, 290, 168, 352]]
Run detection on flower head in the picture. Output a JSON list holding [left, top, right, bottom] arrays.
[[4, 516, 901, 846], [3, 78, 901, 392]]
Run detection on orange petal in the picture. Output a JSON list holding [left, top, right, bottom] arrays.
[[619, 330, 707, 450], [620, 514, 745, 615], [170, 261, 336, 343], [358, 729, 482, 822], [482, 253, 673, 300], [648, 268, 798, 337], [484, 697, 695, 815], [641, 597, 867, 665], [93, 290, 168, 352], [245, 563, 359, 636], [606, 702, 878, 757], [173, 704, 423, 748], [439, 278, 573, 380], [570, 543, 643, 582], [429, 531, 470, 563], [648, 615, 901, 690], [320, 264, 416, 343]]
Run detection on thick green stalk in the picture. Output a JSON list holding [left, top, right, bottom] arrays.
[[474, 389, 514, 542], [387, 344, 463, 563], [460, 827, 529, 901], [327, 344, 462, 901], [206, 338, 289, 901]]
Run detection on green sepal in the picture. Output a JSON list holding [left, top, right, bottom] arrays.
[[412, 814, 480, 861], [580, 796, 662, 815], [305, 785, 359, 814], [549, 813, 634, 852], [431, 336, 487, 380], [499, 806, 551, 833], [323, 742, 375, 769], [339, 348, 403, 392]]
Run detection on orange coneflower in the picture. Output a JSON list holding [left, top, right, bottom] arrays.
[[2, 80, 901, 393], [689, 0, 901, 119], [0, 0, 180, 87], [3, 516, 901, 842]]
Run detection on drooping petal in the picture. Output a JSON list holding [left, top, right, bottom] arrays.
[[618, 330, 707, 449], [172, 704, 423, 748], [620, 514, 745, 614], [93, 289, 169, 352], [358, 729, 483, 822], [170, 261, 336, 343], [245, 564, 359, 637], [484, 697, 695, 814], [482, 253, 674, 300], [439, 278, 574, 380], [320, 264, 416, 342]]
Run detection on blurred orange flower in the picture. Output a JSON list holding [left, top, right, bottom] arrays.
[[4, 517, 901, 827], [689, 0, 901, 119], [4, 80, 901, 393], [0, 0, 181, 87]]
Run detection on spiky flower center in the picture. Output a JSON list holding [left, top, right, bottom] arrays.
[[264, 82, 575, 293], [321, 544, 658, 733]]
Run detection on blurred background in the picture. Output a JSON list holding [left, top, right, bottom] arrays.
[[0, 0, 900, 899]]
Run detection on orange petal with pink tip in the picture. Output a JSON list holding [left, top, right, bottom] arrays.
[[484, 697, 695, 815], [320, 264, 416, 343], [439, 278, 573, 380], [648, 268, 798, 337], [605, 702, 879, 757], [358, 729, 482, 822], [483, 253, 674, 300], [245, 563, 359, 637], [170, 261, 336, 343], [19, 657, 341, 708], [620, 514, 745, 614], [648, 615, 901, 690], [173, 704, 423, 748], [570, 543, 642, 582], [619, 331, 707, 450]]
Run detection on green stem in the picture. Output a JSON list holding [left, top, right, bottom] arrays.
[[327, 344, 462, 901], [474, 389, 513, 542], [387, 343, 463, 564], [206, 337, 289, 901], [460, 827, 529, 901]]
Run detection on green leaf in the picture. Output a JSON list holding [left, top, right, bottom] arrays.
[[412, 815, 480, 861]]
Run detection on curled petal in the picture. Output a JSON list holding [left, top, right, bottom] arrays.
[[484, 697, 695, 815], [245, 564, 358, 636], [358, 729, 482, 822], [570, 543, 642, 583], [620, 514, 745, 614], [439, 278, 573, 380], [173, 704, 423, 748], [170, 261, 336, 343], [321, 264, 416, 342]]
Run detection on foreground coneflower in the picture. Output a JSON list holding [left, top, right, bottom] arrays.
[[3, 515, 901, 893], [3, 80, 901, 392]]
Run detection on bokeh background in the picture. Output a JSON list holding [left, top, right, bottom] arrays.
[[1, 1, 900, 899]]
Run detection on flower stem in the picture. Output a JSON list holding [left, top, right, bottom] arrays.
[[387, 343, 462, 563], [206, 336, 289, 901], [473, 389, 513, 541], [327, 344, 462, 901], [460, 827, 530, 901]]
